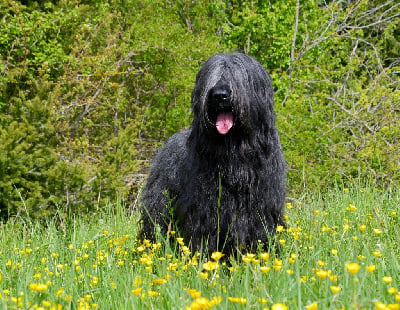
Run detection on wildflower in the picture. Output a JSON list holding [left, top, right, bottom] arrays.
[[260, 266, 271, 274], [331, 249, 338, 255], [271, 303, 288, 310], [176, 238, 185, 245], [306, 302, 318, 310], [187, 296, 221, 310], [199, 271, 209, 280], [357, 255, 366, 260], [358, 225, 367, 231], [346, 204, 357, 211], [203, 261, 219, 271], [147, 290, 159, 297], [185, 288, 201, 299], [259, 298, 268, 304], [211, 252, 224, 261], [388, 287, 398, 295], [56, 288, 64, 296], [315, 269, 329, 280], [373, 229, 383, 235], [317, 260, 326, 267], [228, 297, 247, 304], [382, 276, 393, 284], [346, 263, 361, 275], [276, 225, 285, 233], [286, 269, 294, 275], [330, 286, 341, 294], [373, 250, 382, 257], [242, 253, 255, 263], [260, 252, 270, 261], [273, 259, 283, 271], [152, 278, 168, 285], [131, 288, 142, 296], [279, 239, 286, 245], [29, 283, 48, 292]]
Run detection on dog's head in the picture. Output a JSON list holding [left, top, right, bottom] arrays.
[[191, 53, 275, 138]]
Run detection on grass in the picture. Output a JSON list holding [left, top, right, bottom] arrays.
[[0, 186, 399, 309]]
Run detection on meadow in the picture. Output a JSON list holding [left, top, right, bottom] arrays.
[[0, 186, 398, 310]]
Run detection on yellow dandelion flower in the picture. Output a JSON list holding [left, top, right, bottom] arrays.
[[300, 276, 308, 282], [147, 290, 159, 297], [286, 269, 294, 275], [259, 298, 268, 304], [29, 283, 48, 292], [375, 302, 387, 310], [331, 249, 338, 255], [228, 297, 247, 304], [365, 265, 376, 273], [373, 228, 383, 235], [358, 225, 367, 231], [152, 278, 168, 285], [330, 286, 341, 294], [271, 303, 288, 310], [346, 263, 361, 275], [276, 225, 285, 233], [357, 255, 366, 260], [395, 293, 400, 302], [185, 288, 201, 299], [260, 266, 271, 274], [203, 261, 219, 271], [131, 288, 142, 296], [317, 260, 326, 267], [388, 287, 398, 295], [56, 287, 64, 296], [373, 251, 382, 257], [279, 239, 286, 245], [286, 202, 293, 209], [316, 269, 329, 280], [343, 224, 351, 231], [346, 204, 357, 211], [382, 276, 393, 284], [211, 252, 224, 261], [199, 271, 209, 280], [306, 302, 318, 310], [260, 252, 270, 261]]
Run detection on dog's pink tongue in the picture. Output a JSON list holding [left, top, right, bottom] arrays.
[[216, 112, 233, 135]]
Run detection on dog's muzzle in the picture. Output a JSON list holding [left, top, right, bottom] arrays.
[[207, 84, 234, 135]]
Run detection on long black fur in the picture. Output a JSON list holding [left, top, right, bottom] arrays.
[[140, 53, 286, 255]]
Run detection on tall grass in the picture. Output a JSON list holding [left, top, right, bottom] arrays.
[[0, 186, 398, 309]]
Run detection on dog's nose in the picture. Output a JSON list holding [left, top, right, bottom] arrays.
[[212, 88, 230, 102]]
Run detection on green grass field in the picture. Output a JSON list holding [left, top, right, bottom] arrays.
[[0, 186, 398, 309]]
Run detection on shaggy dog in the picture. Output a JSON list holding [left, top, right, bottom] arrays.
[[140, 53, 286, 255]]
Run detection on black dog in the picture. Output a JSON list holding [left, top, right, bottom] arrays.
[[140, 53, 286, 255]]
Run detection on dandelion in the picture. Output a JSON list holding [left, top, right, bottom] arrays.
[[152, 278, 168, 285], [306, 302, 318, 310], [260, 266, 271, 274], [346, 204, 357, 211], [260, 252, 270, 261], [199, 271, 209, 280], [331, 249, 338, 255], [271, 303, 288, 310], [29, 283, 48, 292], [131, 288, 142, 296], [286, 269, 294, 275], [373, 229, 383, 235], [228, 297, 247, 304], [388, 287, 398, 295], [346, 263, 361, 275], [371, 251, 382, 259], [211, 252, 224, 261], [382, 276, 393, 284], [185, 288, 202, 299], [315, 269, 329, 280], [330, 286, 341, 294], [276, 225, 285, 232], [358, 225, 367, 231], [147, 290, 159, 297], [203, 261, 219, 271]]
